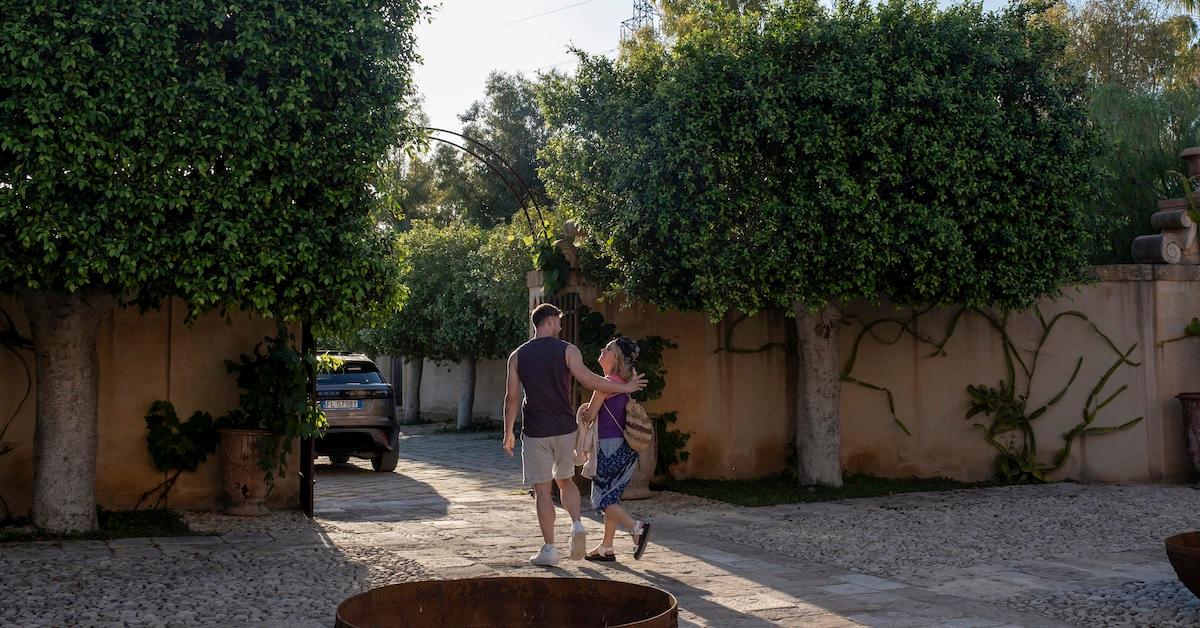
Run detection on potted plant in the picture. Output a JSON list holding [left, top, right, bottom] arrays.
[[217, 327, 329, 516]]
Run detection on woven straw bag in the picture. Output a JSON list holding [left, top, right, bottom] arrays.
[[622, 397, 654, 453]]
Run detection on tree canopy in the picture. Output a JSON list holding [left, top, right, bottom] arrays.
[[1051, 0, 1200, 262], [358, 222, 529, 362], [0, 0, 422, 333], [540, 0, 1106, 317]]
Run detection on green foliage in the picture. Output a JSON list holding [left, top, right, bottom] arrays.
[[0, 0, 422, 335], [1050, 0, 1200, 262], [1060, 0, 1199, 91], [1, 507, 199, 543], [1086, 85, 1200, 263], [577, 306, 618, 369], [540, 0, 1105, 319], [395, 73, 551, 231], [655, 411, 691, 475], [456, 72, 552, 228], [532, 238, 571, 297], [356, 222, 530, 363], [138, 401, 218, 509], [657, 0, 776, 38], [144, 401, 217, 474], [219, 327, 328, 488]]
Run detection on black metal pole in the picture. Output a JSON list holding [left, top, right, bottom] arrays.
[[299, 320, 316, 518]]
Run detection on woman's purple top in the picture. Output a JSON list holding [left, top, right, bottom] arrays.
[[597, 375, 628, 440]]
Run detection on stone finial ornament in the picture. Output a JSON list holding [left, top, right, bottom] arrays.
[[556, 220, 586, 269], [1131, 147, 1200, 264]]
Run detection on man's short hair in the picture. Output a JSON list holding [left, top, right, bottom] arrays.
[[531, 303, 563, 328]]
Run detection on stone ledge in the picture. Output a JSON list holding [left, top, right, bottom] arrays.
[[1091, 264, 1200, 282]]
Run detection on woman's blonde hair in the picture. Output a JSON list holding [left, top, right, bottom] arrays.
[[608, 336, 640, 382]]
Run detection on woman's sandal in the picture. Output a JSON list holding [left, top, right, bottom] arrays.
[[585, 549, 616, 562], [633, 521, 652, 560]]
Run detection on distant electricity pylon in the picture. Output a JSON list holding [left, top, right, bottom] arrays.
[[620, 0, 658, 41]]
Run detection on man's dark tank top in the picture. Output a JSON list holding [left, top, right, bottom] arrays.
[[516, 336, 577, 437]]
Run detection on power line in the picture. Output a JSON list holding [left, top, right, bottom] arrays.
[[471, 0, 604, 34], [529, 47, 617, 73]]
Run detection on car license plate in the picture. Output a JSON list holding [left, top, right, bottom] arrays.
[[322, 400, 363, 410]]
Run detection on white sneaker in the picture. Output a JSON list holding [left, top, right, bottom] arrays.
[[569, 522, 587, 561], [529, 544, 559, 566]]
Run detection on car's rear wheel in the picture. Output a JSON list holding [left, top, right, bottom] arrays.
[[329, 455, 350, 464], [372, 449, 398, 472]]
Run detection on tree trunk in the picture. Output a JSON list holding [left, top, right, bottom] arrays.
[[457, 355, 476, 430], [390, 355, 403, 417], [23, 289, 114, 532], [402, 357, 423, 423], [793, 301, 843, 487]]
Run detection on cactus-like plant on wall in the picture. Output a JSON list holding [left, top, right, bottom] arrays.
[[842, 306, 1143, 483]]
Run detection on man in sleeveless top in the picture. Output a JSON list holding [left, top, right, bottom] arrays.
[[504, 303, 647, 566]]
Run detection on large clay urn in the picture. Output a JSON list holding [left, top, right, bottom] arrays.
[[623, 419, 658, 500], [1176, 394, 1200, 476], [218, 428, 274, 516]]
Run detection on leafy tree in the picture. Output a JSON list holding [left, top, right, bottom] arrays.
[[358, 222, 530, 427], [1061, 0, 1199, 91], [0, 0, 421, 531], [540, 0, 1104, 486], [1088, 84, 1200, 262], [657, 0, 776, 37], [1046, 0, 1200, 261], [448, 72, 551, 229]]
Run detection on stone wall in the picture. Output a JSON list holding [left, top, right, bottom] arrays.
[[0, 297, 297, 517]]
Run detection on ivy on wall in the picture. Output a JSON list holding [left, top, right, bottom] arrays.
[[841, 306, 1143, 483]]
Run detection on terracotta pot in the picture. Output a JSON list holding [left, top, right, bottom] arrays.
[[623, 420, 658, 500], [1175, 394, 1200, 475], [1166, 532, 1200, 599], [218, 428, 274, 516]]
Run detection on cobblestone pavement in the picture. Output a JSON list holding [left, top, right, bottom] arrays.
[[3, 424, 1199, 626]]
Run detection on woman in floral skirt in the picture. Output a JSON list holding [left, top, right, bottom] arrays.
[[580, 336, 651, 562]]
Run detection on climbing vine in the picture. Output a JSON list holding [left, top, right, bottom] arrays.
[[842, 306, 1143, 483]]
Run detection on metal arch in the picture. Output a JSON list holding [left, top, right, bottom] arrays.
[[422, 127, 550, 240]]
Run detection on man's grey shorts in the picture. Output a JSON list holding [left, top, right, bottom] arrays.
[[522, 431, 577, 485]]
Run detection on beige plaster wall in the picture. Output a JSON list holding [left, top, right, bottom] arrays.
[[416, 358, 508, 422], [838, 266, 1197, 483], [415, 265, 1200, 483], [601, 267, 1198, 482], [0, 297, 297, 517]]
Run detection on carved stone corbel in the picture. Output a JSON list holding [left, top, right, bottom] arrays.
[[1130, 147, 1200, 264]]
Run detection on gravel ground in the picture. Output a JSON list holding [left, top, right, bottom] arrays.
[[1010, 580, 1200, 627], [0, 513, 427, 627], [635, 482, 1200, 626], [640, 483, 1200, 576]]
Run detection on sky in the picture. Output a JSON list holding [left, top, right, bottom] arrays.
[[413, 0, 632, 132], [413, 0, 1011, 133]]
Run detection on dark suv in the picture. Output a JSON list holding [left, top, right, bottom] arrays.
[[315, 353, 399, 472]]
